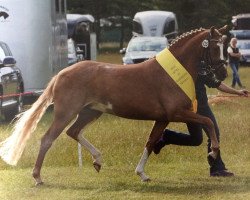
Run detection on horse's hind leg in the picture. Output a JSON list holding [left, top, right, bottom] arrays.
[[66, 108, 102, 172], [32, 113, 75, 186]]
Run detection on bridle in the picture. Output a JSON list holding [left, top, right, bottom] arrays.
[[198, 33, 227, 82]]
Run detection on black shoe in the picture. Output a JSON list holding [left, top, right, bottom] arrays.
[[210, 170, 234, 177], [153, 139, 165, 154]]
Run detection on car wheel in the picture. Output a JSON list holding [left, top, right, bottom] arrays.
[[4, 92, 23, 122]]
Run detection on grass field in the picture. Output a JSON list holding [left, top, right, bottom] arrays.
[[0, 54, 249, 200]]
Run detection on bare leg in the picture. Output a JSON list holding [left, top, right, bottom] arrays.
[[66, 108, 102, 171], [135, 121, 168, 181]]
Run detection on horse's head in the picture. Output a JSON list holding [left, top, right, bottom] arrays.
[[198, 26, 228, 87]]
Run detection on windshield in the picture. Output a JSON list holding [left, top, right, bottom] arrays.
[[127, 39, 166, 52], [237, 41, 250, 49]]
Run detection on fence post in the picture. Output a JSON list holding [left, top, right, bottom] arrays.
[[78, 142, 83, 168]]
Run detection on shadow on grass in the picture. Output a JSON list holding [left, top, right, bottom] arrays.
[[39, 175, 250, 195]]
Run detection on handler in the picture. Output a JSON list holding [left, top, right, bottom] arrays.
[[153, 67, 248, 177]]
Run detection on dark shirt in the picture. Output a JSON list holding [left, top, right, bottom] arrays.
[[195, 75, 208, 105], [228, 46, 239, 63]]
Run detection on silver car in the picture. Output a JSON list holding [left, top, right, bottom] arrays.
[[120, 36, 168, 65], [237, 39, 250, 63]]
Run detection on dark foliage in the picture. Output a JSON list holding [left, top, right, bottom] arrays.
[[67, 0, 250, 46]]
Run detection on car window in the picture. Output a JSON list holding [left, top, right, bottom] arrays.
[[163, 20, 175, 34], [237, 41, 250, 49], [3, 43, 12, 56], [133, 21, 143, 34]]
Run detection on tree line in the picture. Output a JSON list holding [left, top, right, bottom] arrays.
[[67, 0, 250, 48]]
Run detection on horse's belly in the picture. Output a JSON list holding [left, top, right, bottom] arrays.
[[90, 101, 166, 120]]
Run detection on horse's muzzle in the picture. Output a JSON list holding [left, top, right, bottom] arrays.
[[214, 61, 228, 81]]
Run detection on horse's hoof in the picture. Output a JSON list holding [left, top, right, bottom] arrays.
[[35, 181, 44, 186], [93, 162, 101, 172], [136, 171, 151, 182], [142, 177, 151, 182]]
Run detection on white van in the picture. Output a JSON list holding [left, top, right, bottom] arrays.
[[132, 11, 178, 42], [0, 0, 68, 94], [232, 13, 250, 30]]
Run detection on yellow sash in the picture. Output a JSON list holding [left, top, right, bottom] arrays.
[[156, 48, 197, 112]]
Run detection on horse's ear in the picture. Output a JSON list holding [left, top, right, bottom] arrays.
[[218, 25, 228, 34], [209, 26, 216, 37]]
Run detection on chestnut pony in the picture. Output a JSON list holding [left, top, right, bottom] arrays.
[[0, 26, 228, 185]]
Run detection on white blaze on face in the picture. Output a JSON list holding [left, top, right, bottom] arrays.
[[217, 42, 224, 60]]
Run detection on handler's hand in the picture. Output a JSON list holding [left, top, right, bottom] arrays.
[[237, 89, 249, 97]]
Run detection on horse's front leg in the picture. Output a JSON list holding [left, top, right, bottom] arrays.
[[135, 121, 168, 181], [173, 109, 219, 158]]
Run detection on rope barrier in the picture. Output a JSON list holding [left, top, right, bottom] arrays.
[[208, 94, 249, 98], [0, 91, 35, 99], [208, 94, 249, 105]]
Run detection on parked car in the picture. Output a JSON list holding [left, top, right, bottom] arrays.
[[237, 40, 250, 63], [230, 30, 250, 40], [120, 36, 168, 65], [0, 41, 24, 121]]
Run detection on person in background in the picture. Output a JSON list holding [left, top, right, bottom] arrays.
[[227, 37, 244, 88], [222, 35, 229, 60], [153, 68, 249, 177]]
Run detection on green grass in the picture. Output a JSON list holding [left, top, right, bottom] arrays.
[[0, 165, 249, 200], [97, 52, 123, 64], [98, 42, 127, 54], [0, 54, 250, 199]]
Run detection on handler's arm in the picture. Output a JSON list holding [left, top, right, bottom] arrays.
[[227, 47, 241, 58], [217, 82, 248, 96]]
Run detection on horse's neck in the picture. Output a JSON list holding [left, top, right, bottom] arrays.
[[169, 31, 206, 81]]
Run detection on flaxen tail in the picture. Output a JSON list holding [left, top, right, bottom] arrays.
[[0, 76, 57, 165]]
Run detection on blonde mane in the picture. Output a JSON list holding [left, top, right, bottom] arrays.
[[170, 28, 206, 47]]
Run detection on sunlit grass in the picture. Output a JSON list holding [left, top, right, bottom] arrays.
[[0, 164, 249, 200], [0, 54, 249, 199]]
